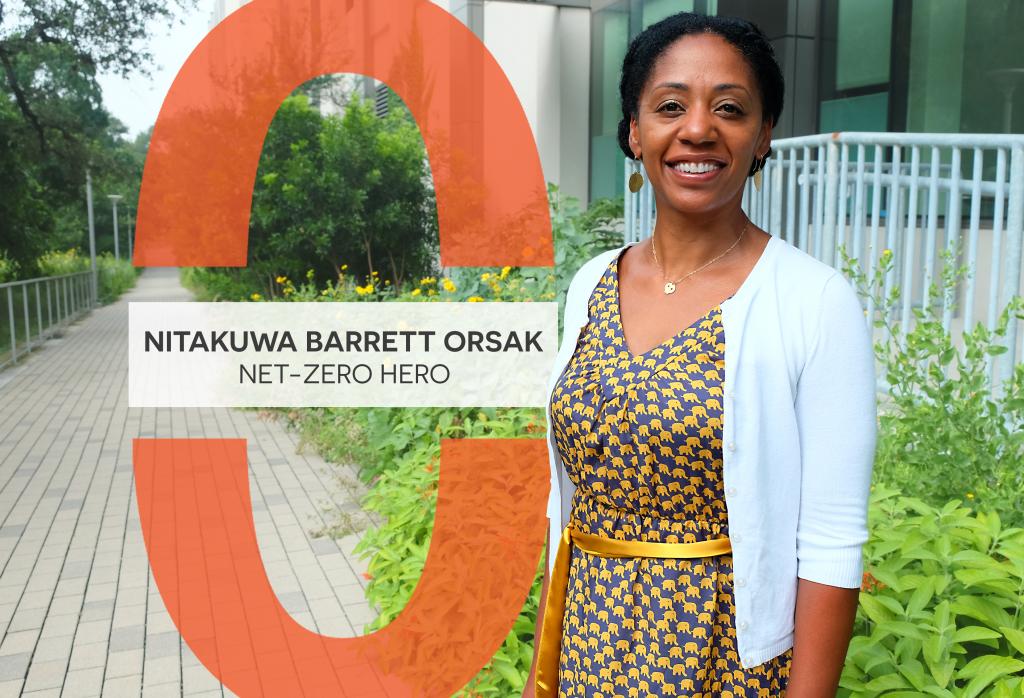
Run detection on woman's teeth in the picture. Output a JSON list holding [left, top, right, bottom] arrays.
[[672, 161, 723, 174]]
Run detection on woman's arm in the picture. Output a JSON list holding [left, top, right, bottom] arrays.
[[789, 272, 878, 695], [787, 579, 860, 696]]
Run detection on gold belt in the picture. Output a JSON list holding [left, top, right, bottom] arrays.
[[534, 522, 732, 697]]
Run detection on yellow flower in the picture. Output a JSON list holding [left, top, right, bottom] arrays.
[[321, 289, 330, 296], [283, 287, 293, 295], [966, 492, 975, 500], [371, 270, 378, 276], [441, 278, 456, 293], [468, 296, 484, 302], [411, 288, 421, 296], [250, 293, 262, 301], [481, 272, 491, 281], [275, 276, 287, 284], [306, 269, 315, 280], [501, 265, 511, 278], [341, 264, 348, 270], [355, 285, 373, 296]]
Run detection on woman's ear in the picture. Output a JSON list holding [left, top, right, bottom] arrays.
[[758, 120, 773, 157], [629, 116, 641, 159]]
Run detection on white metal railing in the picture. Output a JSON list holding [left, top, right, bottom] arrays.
[[0, 271, 96, 371], [624, 132, 1024, 401]]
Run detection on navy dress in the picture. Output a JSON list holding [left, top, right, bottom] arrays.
[[548, 249, 793, 696]]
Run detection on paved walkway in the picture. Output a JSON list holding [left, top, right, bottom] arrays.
[[0, 269, 381, 697]]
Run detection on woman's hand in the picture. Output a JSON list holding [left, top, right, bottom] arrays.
[[785, 577, 860, 696]]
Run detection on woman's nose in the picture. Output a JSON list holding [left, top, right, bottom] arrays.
[[677, 105, 716, 144]]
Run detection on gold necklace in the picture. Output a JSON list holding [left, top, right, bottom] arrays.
[[650, 220, 749, 295]]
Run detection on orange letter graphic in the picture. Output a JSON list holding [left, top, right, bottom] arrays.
[[133, 0, 553, 694]]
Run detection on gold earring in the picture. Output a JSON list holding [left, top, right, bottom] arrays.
[[628, 153, 644, 193]]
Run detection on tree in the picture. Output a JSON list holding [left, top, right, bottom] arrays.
[[221, 89, 439, 297], [0, 0, 175, 273], [0, 0, 197, 153]]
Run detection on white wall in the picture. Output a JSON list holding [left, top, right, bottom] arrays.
[[483, 2, 590, 205]]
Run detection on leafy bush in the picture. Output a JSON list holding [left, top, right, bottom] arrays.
[[285, 405, 545, 697], [36, 248, 88, 276], [0, 251, 17, 283], [840, 484, 1024, 697], [96, 253, 137, 303], [839, 241, 1024, 525]]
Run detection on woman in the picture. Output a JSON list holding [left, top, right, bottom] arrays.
[[526, 12, 877, 698]]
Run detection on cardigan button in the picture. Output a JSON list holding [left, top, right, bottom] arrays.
[[739, 620, 749, 631], [727, 441, 736, 452], [727, 486, 736, 496], [736, 577, 747, 587], [733, 533, 743, 543]]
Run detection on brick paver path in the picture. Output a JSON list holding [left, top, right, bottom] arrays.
[[0, 269, 380, 697]]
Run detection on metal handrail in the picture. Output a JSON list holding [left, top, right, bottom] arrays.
[[0, 271, 96, 371], [624, 131, 1024, 402]]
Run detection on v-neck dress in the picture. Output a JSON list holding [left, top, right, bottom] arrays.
[[547, 248, 793, 696]]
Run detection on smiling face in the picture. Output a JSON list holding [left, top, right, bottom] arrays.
[[628, 32, 772, 217]]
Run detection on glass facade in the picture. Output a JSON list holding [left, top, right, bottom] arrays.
[[819, 0, 895, 133], [820, 0, 1023, 134], [586, 0, 1023, 203]]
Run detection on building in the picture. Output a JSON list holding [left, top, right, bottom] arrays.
[[452, 0, 1023, 207], [208, 0, 1022, 208]]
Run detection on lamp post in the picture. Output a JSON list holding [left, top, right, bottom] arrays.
[[86, 169, 97, 305], [108, 195, 124, 261], [127, 208, 134, 262]]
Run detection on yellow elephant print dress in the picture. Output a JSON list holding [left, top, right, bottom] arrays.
[[547, 249, 793, 696]]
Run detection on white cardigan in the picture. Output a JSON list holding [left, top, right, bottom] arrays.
[[544, 233, 878, 669]]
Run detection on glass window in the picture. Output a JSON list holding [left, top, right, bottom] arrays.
[[819, 0, 897, 132], [836, 0, 892, 91], [590, 2, 631, 201], [907, 0, 1024, 134], [642, 0, 695, 29]]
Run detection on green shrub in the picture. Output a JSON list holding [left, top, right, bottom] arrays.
[[840, 484, 1024, 697], [0, 251, 18, 282], [839, 241, 1024, 526], [288, 406, 544, 697], [96, 253, 137, 303], [36, 248, 89, 276]]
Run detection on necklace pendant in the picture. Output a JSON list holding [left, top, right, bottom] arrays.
[[664, 281, 676, 295]]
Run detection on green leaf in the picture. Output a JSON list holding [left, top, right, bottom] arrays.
[[899, 657, 927, 690], [952, 626, 1003, 643], [906, 578, 935, 615], [952, 596, 1013, 630], [959, 655, 1024, 698], [998, 626, 1024, 656], [883, 620, 928, 640], [860, 594, 895, 625], [864, 673, 911, 691], [490, 656, 523, 690]]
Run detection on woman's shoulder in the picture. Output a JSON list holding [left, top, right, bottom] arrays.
[[770, 235, 842, 291], [564, 246, 626, 301], [766, 237, 869, 334]]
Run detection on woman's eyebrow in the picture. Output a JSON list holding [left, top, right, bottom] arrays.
[[654, 81, 750, 96]]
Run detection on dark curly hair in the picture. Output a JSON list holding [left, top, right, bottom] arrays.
[[616, 12, 784, 177]]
